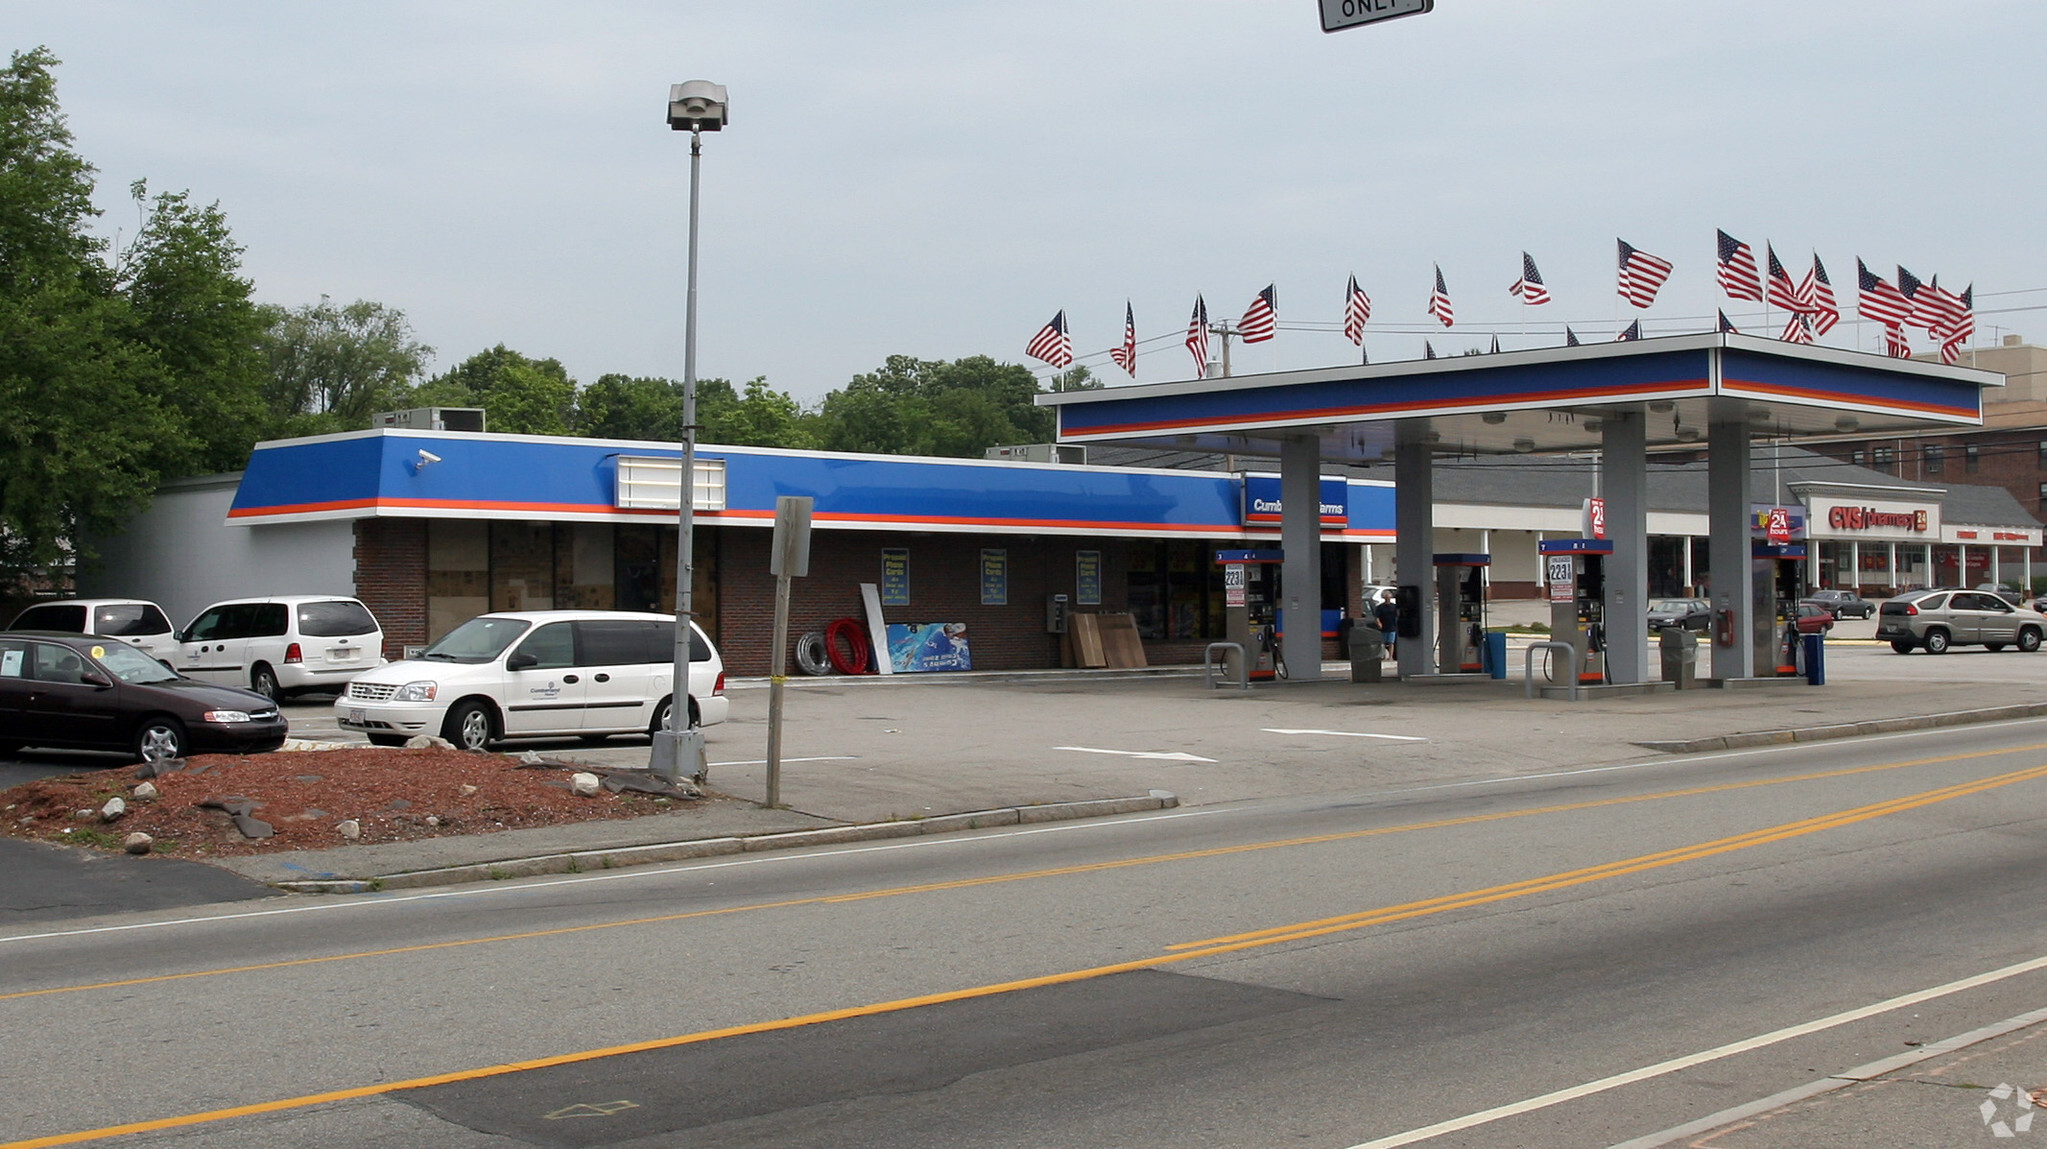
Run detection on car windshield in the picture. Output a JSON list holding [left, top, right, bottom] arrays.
[[91, 641, 181, 684], [421, 617, 532, 662]]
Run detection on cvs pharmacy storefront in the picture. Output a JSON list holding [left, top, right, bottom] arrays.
[[1801, 481, 2042, 592]]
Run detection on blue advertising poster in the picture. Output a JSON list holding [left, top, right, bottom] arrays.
[[980, 548, 1008, 606], [880, 547, 910, 606], [1075, 549, 1101, 605], [886, 622, 972, 672]]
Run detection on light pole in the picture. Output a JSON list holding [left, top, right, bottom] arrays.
[[651, 80, 728, 782]]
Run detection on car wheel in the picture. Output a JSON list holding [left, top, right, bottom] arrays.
[[1924, 629, 1951, 655], [2021, 628, 2043, 653], [366, 733, 407, 747], [1987, 644, 2007, 652], [250, 664, 283, 705], [442, 700, 496, 751], [1890, 640, 1915, 654], [648, 696, 702, 738], [134, 717, 185, 764]]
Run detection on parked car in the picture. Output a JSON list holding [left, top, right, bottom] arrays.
[[1976, 583, 2023, 601], [1801, 589, 1873, 620], [1876, 589, 2047, 654], [176, 595, 383, 703], [0, 631, 286, 762], [7, 598, 179, 662], [1793, 602, 1835, 634], [336, 610, 728, 750], [1646, 598, 1711, 631]]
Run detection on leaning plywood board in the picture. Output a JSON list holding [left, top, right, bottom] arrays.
[[1070, 613, 1107, 668], [1095, 613, 1148, 668]]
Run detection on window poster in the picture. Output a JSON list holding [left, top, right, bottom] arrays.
[[1075, 550, 1102, 606], [980, 548, 1009, 606], [880, 547, 910, 606]]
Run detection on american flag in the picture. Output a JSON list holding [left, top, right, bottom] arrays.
[[1940, 334, 1965, 365], [1239, 284, 1277, 343], [1718, 309, 1738, 334], [1716, 230, 1763, 301], [1565, 326, 1581, 347], [1424, 340, 1437, 360], [1616, 239, 1674, 308], [1343, 275, 1372, 345], [1427, 265, 1454, 327], [1884, 324, 1911, 358], [1509, 252, 1551, 305], [1781, 312, 1815, 345], [1616, 319, 1641, 342], [1946, 284, 1976, 344], [1856, 259, 1912, 327], [1764, 244, 1802, 313], [1489, 333, 1501, 353], [1109, 302, 1138, 377], [1897, 266, 1928, 328], [1797, 254, 1840, 336], [1025, 310, 1072, 369], [1185, 296, 1210, 376], [1917, 276, 1967, 336]]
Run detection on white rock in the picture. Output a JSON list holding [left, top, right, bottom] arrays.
[[424, 815, 439, 827], [100, 797, 126, 822], [520, 751, 545, 766], [458, 784, 478, 796], [73, 808, 95, 820], [404, 735, 456, 750], [123, 832, 153, 855], [570, 772, 602, 798], [337, 819, 362, 840], [132, 782, 159, 801]]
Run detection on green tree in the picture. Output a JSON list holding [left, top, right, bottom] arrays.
[[409, 345, 575, 435], [701, 376, 819, 449], [574, 373, 684, 441], [258, 296, 432, 434], [815, 354, 1052, 456], [0, 49, 183, 579]]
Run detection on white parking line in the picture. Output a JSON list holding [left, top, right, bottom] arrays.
[[1262, 728, 1427, 742], [1053, 746, 1218, 763]]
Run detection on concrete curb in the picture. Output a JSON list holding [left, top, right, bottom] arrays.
[[269, 790, 1181, 895], [1633, 702, 2047, 754]]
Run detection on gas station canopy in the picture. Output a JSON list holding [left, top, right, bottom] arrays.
[[1040, 333, 1996, 460]]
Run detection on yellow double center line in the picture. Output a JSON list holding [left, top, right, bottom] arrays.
[[8, 757, 2047, 1148]]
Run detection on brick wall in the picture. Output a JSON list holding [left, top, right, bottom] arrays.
[[354, 518, 426, 661]]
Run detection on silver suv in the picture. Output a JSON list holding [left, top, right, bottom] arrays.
[[1876, 589, 2047, 654]]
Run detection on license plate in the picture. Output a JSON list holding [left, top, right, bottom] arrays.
[[329, 647, 355, 661], [348, 708, 366, 725]]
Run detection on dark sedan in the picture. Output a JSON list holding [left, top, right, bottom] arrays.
[[1802, 589, 1874, 620], [1647, 598, 1711, 632], [0, 632, 287, 763]]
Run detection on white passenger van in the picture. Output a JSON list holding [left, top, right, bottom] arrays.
[[336, 610, 728, 750]]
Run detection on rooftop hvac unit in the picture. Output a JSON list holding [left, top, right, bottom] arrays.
[[983, 443, 1086, 465], [374, 407, 487, 433]]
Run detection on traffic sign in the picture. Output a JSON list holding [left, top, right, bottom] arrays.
[[1319, 0, 1433, 33]]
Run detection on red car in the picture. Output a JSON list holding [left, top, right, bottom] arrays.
[[1793, 603, 1835, 635]]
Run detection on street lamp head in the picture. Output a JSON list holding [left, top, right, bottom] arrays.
[[667, 81, 729, 131]]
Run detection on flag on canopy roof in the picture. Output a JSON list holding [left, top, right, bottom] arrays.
[[1424, 340, 1437, 360], [1185, 295, 1210, 376], [1797, 254, 1840, 336], [1565, 326, 1581, 347], [1239, 284, 1277, 343], [1884, 324, 1911, 359], [1896, 266, 1931, 329], [1509, 252, 1551, 305], [1616, 239, 1673, 308], [1716, 230, 1763, 302], [1764, 244, 1802, 313], [1781, 311, 1815, 345], [1718, 309, 1737, 334], [1615, 319, 1642, 342], [1025, 310, 1072, 369], [1109, 301, 1137, 377], [1856, 259, 1912, 327], [1343, 275, 1372, 345], [1427, 265, 1454, 327], [1917, 277, 1967, 335], [1946, 284, 1976, 344]]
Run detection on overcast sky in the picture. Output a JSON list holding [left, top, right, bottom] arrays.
[[10, 1, 2045, 402]]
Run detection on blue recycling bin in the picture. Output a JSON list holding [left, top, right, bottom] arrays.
[[1482, 631, 1508, 679], [1802, 632, 1826, 686]]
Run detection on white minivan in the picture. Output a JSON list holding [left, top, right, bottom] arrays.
[[335, 610, 728, 750], [178, 595, 385, 702], [8, 599, 179, 662]]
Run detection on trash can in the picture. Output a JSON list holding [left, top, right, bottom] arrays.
[[1349, 624, 1385, 683], [1658, 626, 1698, 689], [1802, 632, 1826, 686], [1482, 631, 1508, 680]]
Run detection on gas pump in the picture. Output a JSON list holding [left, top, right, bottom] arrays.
[[1433, 553, 1490, 673], [1753, 542, 1809, 676], [1539, 538, 1612, 685], [1218, 549, 1284, 681]]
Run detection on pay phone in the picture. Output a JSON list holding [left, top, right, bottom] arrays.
[[1540, 538, 1612, 685], [1433, 553, 1490, 673]]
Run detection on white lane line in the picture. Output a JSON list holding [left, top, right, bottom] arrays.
[[1340, 951, 2047, 1149], [1262, 728, 1427, 742], [0, 807, 1224, 945], [709, 755, 859, 767], [1053, 746, 1218, 763]]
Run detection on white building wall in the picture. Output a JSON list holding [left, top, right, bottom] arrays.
[[77, 473, 359, 629]]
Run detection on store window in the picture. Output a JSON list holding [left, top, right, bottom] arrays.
[[553, 524, 616, 610], [1967, 445, 1981, 473], [1924, 445, 1943, 474], [1125, 541, 1226, 642], [426, 521, 489, 641], [1872, 446, 1894, 473], [2038, 482, 2047, 513], [490, 522, 555, 612], [1851, 449, 1865, 467]]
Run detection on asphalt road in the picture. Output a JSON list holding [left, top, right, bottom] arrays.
[[6, 716, 2047, 1148]]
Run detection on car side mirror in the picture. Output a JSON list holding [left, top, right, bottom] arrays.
[[505, 652, 538, 671], [80, 671, 112, 689]]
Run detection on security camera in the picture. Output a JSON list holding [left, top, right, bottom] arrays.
[[418, 449, 442, 465]]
